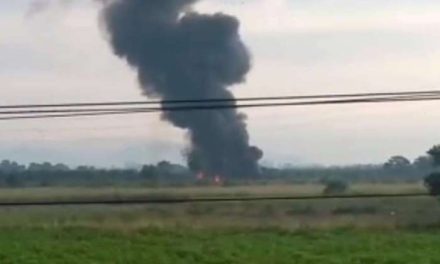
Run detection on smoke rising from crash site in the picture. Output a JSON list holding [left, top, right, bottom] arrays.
[[101, 0, 263, 178]]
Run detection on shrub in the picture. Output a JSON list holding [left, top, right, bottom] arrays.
[[286, 206, 316, 216], [323, 180, 348, 195], [332, 206, 378, 215], [424, 172, 440, 196]]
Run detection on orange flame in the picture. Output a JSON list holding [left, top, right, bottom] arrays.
[[214, 176, 222, 184], [196, 172, 205, 180]]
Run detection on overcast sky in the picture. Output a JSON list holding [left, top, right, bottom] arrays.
[[1, 0, 440, 167]]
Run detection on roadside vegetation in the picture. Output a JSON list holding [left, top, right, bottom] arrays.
[[1, 228, 440, 264]]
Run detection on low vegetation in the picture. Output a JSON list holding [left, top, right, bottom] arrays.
[[1, 228, 440, 264], [0, 183, 435, 230], [0, 184, 437, 263], [322, 180, 349, 195], [425, 172, 440, 196]]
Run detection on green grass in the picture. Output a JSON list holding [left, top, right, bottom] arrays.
[[0, 183, 426, 202], [0, 184, 436, 231], [0, 197, 439, 230], [0, 184, 438, 263], [0, 228, 440, 264]]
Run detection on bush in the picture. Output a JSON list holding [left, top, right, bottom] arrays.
[[332, 206, 378, 215], [323, 180, 349, 195], [424, 172, 440, 196]]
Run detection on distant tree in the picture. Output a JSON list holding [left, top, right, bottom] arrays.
[[76, 166, 96, 171], [428, 145, 440, 167], [53, 163, 70, 171], [322, 180, 349, 195], [425, 172, 440, 196], [28, 162, 48, 172], [413, 155, 433, 170], [27, 163, 39, 172], [155, 161, 173, 181], [5, 175, 23, 188], [158, 160, 171, 167], [0, 160, 25, 173], [384, 156, 411, 170], [140, 165, 159, 185]]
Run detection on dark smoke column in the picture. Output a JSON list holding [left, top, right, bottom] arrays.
[[102, 0, 263, 179]]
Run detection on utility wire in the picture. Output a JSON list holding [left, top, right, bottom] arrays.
[[0, 94, 439, 121], [0, 89, 440, 109], [0, 94, 435, 115], [0, 110, 155, 121], [0, 193, 430, 207]]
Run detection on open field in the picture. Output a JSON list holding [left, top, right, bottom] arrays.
[[0, 183, 439, 263], [0, 183, 437, 230], [0, 182, 426, 201], [1, 228, 440, 264], [1, 197, 439, 230]]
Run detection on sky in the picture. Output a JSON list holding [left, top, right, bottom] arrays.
[[1, 0, 440, 167]]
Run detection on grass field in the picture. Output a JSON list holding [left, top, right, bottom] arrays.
[[0, 183, 426, 202], [1, 227, 440, 263], [0, 184, 439, 263], [2, 197, 439, 230], [0, 183, 436, 230]]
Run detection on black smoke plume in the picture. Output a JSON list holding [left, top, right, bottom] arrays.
[[101, 0, 263, 179]]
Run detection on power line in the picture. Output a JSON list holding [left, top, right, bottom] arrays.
[[0, 94, 436, 115], [0, 94, 439, 121], [0, 110, 155, 121], [0, 193, 430, 207], [1, 89, 440, 109]]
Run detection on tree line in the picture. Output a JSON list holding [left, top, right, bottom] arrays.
[[0, 145, 439, 188], [0, 160, 193, 188]]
